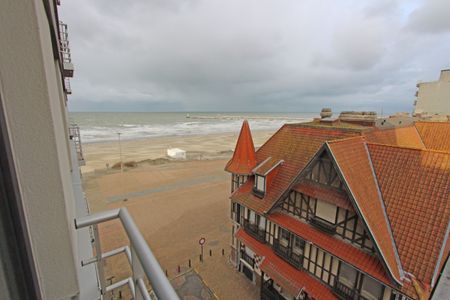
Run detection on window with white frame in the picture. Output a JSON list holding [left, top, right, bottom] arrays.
[[254, 175, 265, 192], [315, 199, 337, 224]]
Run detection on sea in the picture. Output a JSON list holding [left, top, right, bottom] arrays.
[[68, 112, 318, 144]]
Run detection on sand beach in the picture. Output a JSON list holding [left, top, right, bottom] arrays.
[[81, 130, 275, 173]]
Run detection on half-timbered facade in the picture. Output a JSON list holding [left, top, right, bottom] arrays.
[[226, 119, 450, 300]]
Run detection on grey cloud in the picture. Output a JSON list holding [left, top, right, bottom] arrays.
[[407, 0, 450, 33], [60, 0, 450, 113]]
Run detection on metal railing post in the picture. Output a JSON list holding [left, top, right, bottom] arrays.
[[137, 278, 152, 300], [92, 224, 107, 295], [132, 244, 146, 300]]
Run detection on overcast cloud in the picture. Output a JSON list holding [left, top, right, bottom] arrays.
[[60, 0, 450, 113]]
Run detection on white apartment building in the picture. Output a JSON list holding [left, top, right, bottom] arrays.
[[414, 69, 450, 117]]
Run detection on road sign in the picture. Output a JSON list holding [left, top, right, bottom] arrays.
[[199, 237, 206, 262]]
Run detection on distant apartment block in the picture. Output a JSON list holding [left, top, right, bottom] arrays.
[[414, 69, 450, 118], [225, 116, 450, 300]]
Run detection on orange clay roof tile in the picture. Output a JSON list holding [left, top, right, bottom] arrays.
[[363, 126, 425, 149], [327, 136, 403, 284], [414, 121, 450, 151], [231, 124, 361, 213], [225, 120, 257, 175], [367, 143, 450, 286]]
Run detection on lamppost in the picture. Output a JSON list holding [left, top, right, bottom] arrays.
[[117, 132, 123, 173]]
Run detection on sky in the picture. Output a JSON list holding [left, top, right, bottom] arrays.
[[60, 0, 450, 113]]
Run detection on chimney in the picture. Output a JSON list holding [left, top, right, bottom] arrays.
[[338, 111, 377, 126]]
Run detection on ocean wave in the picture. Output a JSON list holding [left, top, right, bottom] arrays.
[[73, 114, 313, 143]]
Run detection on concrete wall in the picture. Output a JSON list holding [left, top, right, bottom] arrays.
[[0, 0, 79, 299], [414, 70, 450, 116]]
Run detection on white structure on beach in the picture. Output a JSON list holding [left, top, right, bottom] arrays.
[[167, 148, 187, 159], [414, 69, 450, 117]]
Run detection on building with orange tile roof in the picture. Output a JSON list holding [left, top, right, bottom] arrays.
[[226, 119, 450, 300]]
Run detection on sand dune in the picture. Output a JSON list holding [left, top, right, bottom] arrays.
[[81, 130, 275, 173]]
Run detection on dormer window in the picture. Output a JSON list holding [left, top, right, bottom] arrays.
[[255, 175, 265, 192], [252, 157, 284, 198], [253, 175, 266, 198]]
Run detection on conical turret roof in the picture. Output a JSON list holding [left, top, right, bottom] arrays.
[[225, 120, 257, 175]]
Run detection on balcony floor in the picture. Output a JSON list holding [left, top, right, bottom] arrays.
[[71, 140, 101, 299]]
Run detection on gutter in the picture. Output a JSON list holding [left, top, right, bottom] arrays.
[[431, 221, 450, 287]]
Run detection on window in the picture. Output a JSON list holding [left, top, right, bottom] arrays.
[[233, 203, 242, 224], [242, 264, 253, 281], [249, 210, 256, 224], [255, 175, 265, 192], [339, 262, 357, 288], [315, 199, 337, 224], [292, 236, 304, 255], [361, 275, 383, 300], [232, 175, 248, 192], [279, 228, 290, 246], [258, 215, 266, 230], [303, 244, 337, 286]]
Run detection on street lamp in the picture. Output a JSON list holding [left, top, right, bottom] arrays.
[[117, 132, 123, 173]]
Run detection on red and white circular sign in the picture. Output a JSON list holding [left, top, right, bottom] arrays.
[[199, 237, 206, 245]]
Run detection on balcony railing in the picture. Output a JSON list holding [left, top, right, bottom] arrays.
[[75, 208, 179, 300], [261, 281, 284, 300], [243, 219, 266, 243], [59, 21, 74, 77], [333, 281, 355, 300], [309, 216, 337, 234], [64, 77, 72, 94], [240, 251, 255, 268], [69, 124, 85, 166], [272, 239, 303, 269]]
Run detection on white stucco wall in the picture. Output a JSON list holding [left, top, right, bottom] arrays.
[[0, 0, 79, 299], [414, 70, 450, 116]]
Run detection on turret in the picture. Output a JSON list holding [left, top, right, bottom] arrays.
[[225, 120, 257, 192]]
